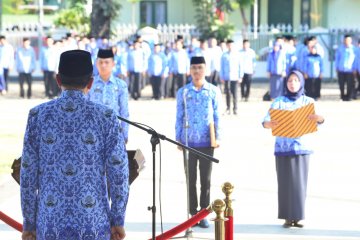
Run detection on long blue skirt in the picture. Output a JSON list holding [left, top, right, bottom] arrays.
[[270, 74, 284, 99], [0, 75, 5, 91]]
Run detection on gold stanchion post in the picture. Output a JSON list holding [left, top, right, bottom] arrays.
[[211, 199, 226, 240], [222, 182, 234, 218], [222, 182, 234, 240]]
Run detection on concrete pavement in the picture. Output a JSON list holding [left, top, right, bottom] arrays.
[[1, 81, 360, 239]]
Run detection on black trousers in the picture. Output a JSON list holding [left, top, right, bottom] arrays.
[[338, 71, 354, 101], [165, 75, 174, 98], [305, 77, 321, 99], [224, 81, 238, 111], [355, 71, 360, 94], [150, 75, 162, 99], [173, 73, 186, 97], [44, 71, 59, 97], [3, 68, 9, 91], [185, 147, 214, 215], [209, 70, 220, 86], [129, 71, 142, 100], [240, 73, 252, 99], [19, 73, 32, 98]]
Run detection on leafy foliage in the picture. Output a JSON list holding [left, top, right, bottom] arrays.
[[215, 0, 255, 38], [3, 0, 29, 14], [192, 0, 235, 40], [54, 2, 90, 35]]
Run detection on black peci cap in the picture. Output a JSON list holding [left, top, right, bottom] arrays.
[[190, 56, 206, 65], [58, 50, 93, 78], [97, 49, 114, 59]]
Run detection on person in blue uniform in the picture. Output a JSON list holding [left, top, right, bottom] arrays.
[[303, 46, 324, 100], [87, 49, 130, 143], [0, 35, 14, 93], [16, 38, 36, 99], [127, 40, 147, 100], [220, 40, 242, 115], [239, 39, 256, 101], [169, 39, 190, 97], [263, 70, 324, 228], [20, 50, 129, 240], [335, 34, 357, 101], [176, 56, 221, 228], [39, 36, 60, 98], [148, 43, 168, 100], [266, 42, 287, 100]]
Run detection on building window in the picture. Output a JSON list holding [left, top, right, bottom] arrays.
[[301, 0, 311, 27], [140, 1, 167, 27], [268, 0, 293, 26]]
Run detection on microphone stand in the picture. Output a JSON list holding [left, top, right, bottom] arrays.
[[172, 88, 193, 239], [116, 115, 219, 240]]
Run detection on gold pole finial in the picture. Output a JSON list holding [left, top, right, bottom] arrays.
[[222, 182, 234, 217], [211, 199, 226, 240]]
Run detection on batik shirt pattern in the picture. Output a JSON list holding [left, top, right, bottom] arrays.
[[87, 75, 129, 142], [20, 90, 129, 240], [176, 81, 221, 148]]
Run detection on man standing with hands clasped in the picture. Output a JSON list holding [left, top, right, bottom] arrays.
[[20, 50, 129, 240], [176, 56, 221, 228], [87, 49, 129, 143]]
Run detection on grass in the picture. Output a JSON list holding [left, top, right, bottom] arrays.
[[0, 125, 23, 174], [0, 133, 23, 174]]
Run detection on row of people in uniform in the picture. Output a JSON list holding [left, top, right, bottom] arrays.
[[2, 33, 360, 103], [266, 34, 360, 101]]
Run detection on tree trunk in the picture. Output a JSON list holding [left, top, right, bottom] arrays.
[[91, 0, 111, 38], [240, 6, 249, 39]]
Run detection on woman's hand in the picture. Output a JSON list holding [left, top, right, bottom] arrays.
[[263, 120, 278, 129], [308, 114, 324, 124]]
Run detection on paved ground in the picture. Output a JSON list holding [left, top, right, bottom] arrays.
[[1, 80, 360, 240]]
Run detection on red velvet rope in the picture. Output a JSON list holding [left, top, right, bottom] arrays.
[[225, 215, 233, 240], [0, 211, 23, 232], [151, 208, 212, 240]]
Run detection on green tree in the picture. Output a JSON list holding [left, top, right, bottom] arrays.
[[192, 0, 235, 40], [54, 1, 89, 35], [91, 0, 122, 38], [3, 0, 28, 14], [218, 0, 254, 38]]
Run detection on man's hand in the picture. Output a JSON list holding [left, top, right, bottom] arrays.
[[22, 231, 36, 240], [111, 226, 126, 240]]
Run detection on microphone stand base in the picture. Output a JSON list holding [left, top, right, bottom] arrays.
[[171, 227, 193, 239]]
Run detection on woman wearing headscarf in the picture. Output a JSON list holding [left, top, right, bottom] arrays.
[[262, 71, 325, 228]]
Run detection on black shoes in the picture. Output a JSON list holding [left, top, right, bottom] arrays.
[[293, 221, 304, 228], [283, 220, 304, 228], [282, 219, 293, 228]]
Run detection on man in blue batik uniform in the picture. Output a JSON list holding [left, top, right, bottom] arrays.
[[88, 49, 130, 143], [20, 50, 129, 240], [176, 56, 221, 228]]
